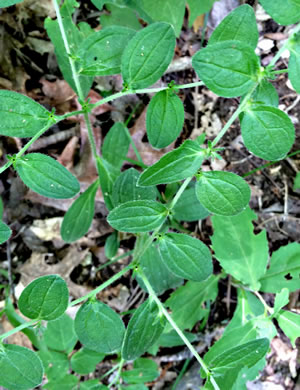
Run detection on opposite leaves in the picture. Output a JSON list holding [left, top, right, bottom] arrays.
[[15, 153, 80, 199], [121, 22, 175, 89]]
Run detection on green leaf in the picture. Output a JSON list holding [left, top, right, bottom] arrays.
[[251, 79, 279, 107], [44, 313, 78, 352], [122, 299, 166, 360], [121, 358, 159, 384], [154, 329, 197, 349], [0, 221, 12, 244], [0, 90, 50, 138], [241, 106, 295, 161], [38, 350, 69, 382], [259, 242, 300, 293], [15, 153, 80, 199], [97, 157, 120, 211], [75, 299, 125, 353], [138, 140, 205, 186], [107, 200, 168, 233], [121, 22, 176, 89], [80, 380, 108, 390], [146, 90, 184, 148], [173, 183, 210, 221], [195, 171, 251, 216], [0, 197, 3, 219], [273, 288, 289, 316], [187, 0, 216, 27], [288, 41, 300, 93], [0, 0, 23, 7], [158, 233, 212, 281], [294, 171, 300, 190], [192, 40, 260, 98], [166, 275, 219, 330], [211, 207, 269, 291], [231, 359, 267, 390], [78, 27, 136, 76], [276, 310, 300, 348], [61, 180, 98, 242], [102, 122, 130, 168], [45, 1, 93, 98], [18, 274, 69, 321], [104, 231, 119, 259], [112, 168, 157, 207], [139, 0, 185, 37], [0, 344, 44, 390], [259, 0, 300, 25], [137, 244, 183, 296], [209, 5, 258, 49], [71, 348, 105, 375], [44, 374, 78, 390], [100, 4, 142, 30]]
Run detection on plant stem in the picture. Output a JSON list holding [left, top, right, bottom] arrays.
[[253, 291, 274, 316], [169, 177, 193, 209], [95, 250, 134, 272], [124, 157, 148, 169], [57, 109, 86, 120], [271, 69, 289, 75], [108, 358, 125, 388], [123, 127, 144, 165], [138, 269, 220, 390], [0, 319, 37, 342], [69, 264, 133, 307], [99, 362, 121, 381]]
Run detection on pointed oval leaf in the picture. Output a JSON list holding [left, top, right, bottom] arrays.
[[195, 171, 251, 216], [122, 299, 166, 360], [112, 168, 157, 207], [18, 274, 69, 321], [104, 231, 119, 259], [0, 345, 43, 390], [97, 157, 120, 211], [78, 26, 136, 76], [44, 374, 78, 390], [38, 350, 69, 382], [0, 90, 50, 138], [259, 0, 300, 25], [146, 90, 184, 148], [61, 180, 98, 242], [44, 313, 78, 352], [75, 299, 125, 353], [241, 106, 295, 161], [173, 184, 210, 221], [102, 122, 130, 169], [251, 80, 279, 107], [209, 5, 259, 49], [71, 348, 105, 375], [158, 233, 213, 282], [15, 153, 80, 199], [107, 200, 168, 233], [0, 0, 24, 7], [121, 358, 159, 384], [288, 43, 300, 93], [276, 310, 300, 348], [192, 40, 260, 98], [0, 221, 12, 244], [138, 140, 205, 186], [121, 22, 176, 89]]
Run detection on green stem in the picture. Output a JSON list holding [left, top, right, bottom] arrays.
[[108, 358, 125, 388], [169, 177, 193, 209], [57, 109, 86, 120], [124, 157, 148, 169], [99, 362, 121, 381], [123, 127, 144, 165], [0, 319, 37, 342], [271, 69, 289, 75], [0, 160, 13, 174], [95, 250, 134, 272], [138, 269, 220, 390]]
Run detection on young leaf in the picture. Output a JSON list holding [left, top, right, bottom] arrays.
[[0, 0, 23, 7], [259, 242, 300, 293], [146, 90, 184, 148], [166, 275, 219, 330], [195, 171, 251, 216], [0, 221, 12, 244], [138, 140, 205, 186], [0, 90, 50, 138], [15, 153, 80, 199], [259, 0, 300, 25], [71, 348, 105, 375], [61, 180, 99, 242], [44, 374, 78, 390], [173, 184, 210, 221], [241, 106, 295, 161], [187, 0, 216, 27], [38, 350, 69, 382], [104, 231, 119, 259], [121, 22, 175, 89], [136, 244, 183, 296], [45, 1, 93, 97], [211, 207, 269, 291], [275, 310, 300, 348], [192, 40, 260, 98], [44, 313, 78, 352], [122, 299, 166, 360], [75, 299, 125, 353], [273, 288, 289, 316], [18, 274, 69, 321], [208, 5, 259, 49], [107, 200, 168, 233], [121, 358, 159, 384], [288, 42, 300, 93], [102, 122, 130, 169], [78, 26, 136, 76], [112, 168, 157, 207], [158, 233, 213, 282], [251, 79, 279, 107], [0, 344, 44, 390]]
